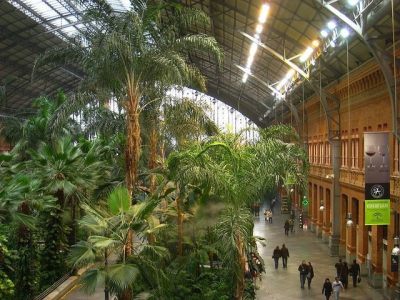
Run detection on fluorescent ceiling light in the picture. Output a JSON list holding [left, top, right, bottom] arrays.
[[299, 47, 314, 62], [246, 56, 254, 68], [276, 69, 295, 90], [242, 73, 249, 83], [258, 4, 270, 24], [340, 28, 350, 38], [255, 24, 263, 34], [321, 29, 328, 38], [347, 0, 360, 6], [327, 21, 336, 30], [249, 42, 258, 56]]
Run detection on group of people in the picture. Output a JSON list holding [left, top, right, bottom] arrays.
[[297, 260, 315, 289], [284, 218, 295, 235], [264, 209, 273, 223], [271, 244, 290, 269], [320, 259, 361, 300]]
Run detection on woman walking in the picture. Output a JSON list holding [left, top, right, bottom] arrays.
[[322, 278, 333, 300], [307, 261, 314, 288]]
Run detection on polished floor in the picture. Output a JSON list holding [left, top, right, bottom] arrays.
[[254, 205, 385, 300]]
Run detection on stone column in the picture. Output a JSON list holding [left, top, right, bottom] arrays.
[[357, 200, 369, 276], [346, 198, 357, 263], [322, 188, 331, 243], [329, 139, 341, 256], [370, 225, 383, 288]]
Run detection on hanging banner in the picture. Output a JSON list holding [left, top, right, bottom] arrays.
[[364, 132, 390, 225]]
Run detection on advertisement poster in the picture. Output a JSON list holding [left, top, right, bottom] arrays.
[[364, 132, 390, 225]]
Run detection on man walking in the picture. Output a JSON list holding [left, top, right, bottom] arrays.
[[284, 219, 290, 236], [332, 277, 344, 300], [272, 246, 281, 269], [298, 260, 309, 289], [349, 259, 361, 287], [289, 218, 294, 233], [281, 244, 289, 268], [334, 258, 343, 277]]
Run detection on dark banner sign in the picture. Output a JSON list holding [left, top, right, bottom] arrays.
[[364, 132, 390, 225]]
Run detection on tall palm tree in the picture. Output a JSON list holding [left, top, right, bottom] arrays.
[[33, 0, 222, 196]]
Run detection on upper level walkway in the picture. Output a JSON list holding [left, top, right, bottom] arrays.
[[254, 204, 385, 300]]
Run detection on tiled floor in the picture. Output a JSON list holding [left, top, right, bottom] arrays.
[[254, 205, 385, 300]]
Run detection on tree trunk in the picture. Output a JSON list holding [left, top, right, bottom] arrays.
[[234, 234, 246, 300], [176, 194, 183, 256], [125, 89, 141, 256], [148, 123, 158, 193]]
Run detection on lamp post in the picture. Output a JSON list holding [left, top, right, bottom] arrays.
[[392, 237, 400, 298]]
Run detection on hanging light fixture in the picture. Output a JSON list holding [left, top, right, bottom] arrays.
[[346, 212, 354, 227], [320, 201, 325, 211], [392, 237, 400, 255]]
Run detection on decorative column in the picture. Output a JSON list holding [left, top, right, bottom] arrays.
[[357, 199, 369, 276], [346, 198, 357, 263], [370, 225, 383, 288], [329, 139, 341, 256]]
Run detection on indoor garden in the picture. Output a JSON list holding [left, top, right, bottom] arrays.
[[0, 1, 308, 299]]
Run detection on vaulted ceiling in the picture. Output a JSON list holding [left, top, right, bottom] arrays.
[[0, 0, 398, 124]]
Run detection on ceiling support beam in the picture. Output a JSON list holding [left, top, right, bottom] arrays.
[[316, 0, 399, 142]]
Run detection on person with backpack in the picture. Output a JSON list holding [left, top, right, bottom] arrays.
[[272, 246, 281, 269], [280, 244, 289, 268]]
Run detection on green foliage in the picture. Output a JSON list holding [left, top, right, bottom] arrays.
[[107, 187, 130, 215]]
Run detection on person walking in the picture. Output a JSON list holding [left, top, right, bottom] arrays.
[[264, 209, 268, 222], [288, 218, 294, 233], [267, 210, 273, 223], [332, 277, 344, 300], [272, 246, 281, 269], [271, 198, 276, 213], [322, 278, 333, 300], [284, 219, 290, 236], [334, 258, 343, 277], [349, 259, 361, 287], [306, 261, 314, 288], [340, 261, 349, 289], [281, 244, 289, 268], [298, 260, 309, 289]]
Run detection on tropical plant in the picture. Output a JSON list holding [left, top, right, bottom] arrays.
[[69, 187, 168, 299], [33, 0, 223, 196]]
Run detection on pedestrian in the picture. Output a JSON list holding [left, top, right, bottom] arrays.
[[349, 259, 361, 287], [272, 246, 281, 269], [307, 261, 314, 288], [288, 218, 294, 233], [281, 244, 289, 268], [290, 209, 295, 220], [298, 260, 309, 289], [332, 277, 344, 300], [322, 278, 333, 300], [284, 219, 290, 236], [271, 198, 276, 213], [264, 209, 268, 221], [334, 258, 343, 277], [340, 261, 349, 289], [268, 210, 273, 223]]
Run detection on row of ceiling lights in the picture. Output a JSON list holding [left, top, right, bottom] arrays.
[[241, 0, 360, 103], [241, 3, 270, 83]]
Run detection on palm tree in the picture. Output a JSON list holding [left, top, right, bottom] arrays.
[[27, 137, 105, 286], [69, 187, 168, 300], [33, 0, 223, 196]]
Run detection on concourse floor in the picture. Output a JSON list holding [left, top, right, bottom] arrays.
[[254, 207, 385, 300]]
